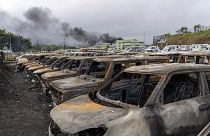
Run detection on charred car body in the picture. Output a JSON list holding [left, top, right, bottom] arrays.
[[40, 57, 94, 95], [25, 56, 61, 84], [31, 56, 72, 88], [178, 51, 210, 64], [49, 56, 167, 106], [50, 63, 210, 136], [16, 54, 46, 72]]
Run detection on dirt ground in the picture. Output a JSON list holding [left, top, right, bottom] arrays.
[[0, 62, 50, 136]]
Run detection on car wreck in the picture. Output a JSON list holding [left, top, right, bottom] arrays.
[[50, 63, 210, 136], [150, 52, 181, 63], [25, 56, 60, 82], [198, 122, 210, 136], [177, 51, 210, 64], [49, 56, 167, 106], [16, 54, 47, 71], [40, 57, 94, 95], [31, 56, 72, 88]]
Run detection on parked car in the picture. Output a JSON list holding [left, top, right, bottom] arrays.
[[49, 56, 167, 106], [32, 56, 71, 88], [178, 51, 210, 64], [144, 46, 160, 53], [179, 45, 191, 51], [25, 56, 61, 83], [40, 57, 94, 95], [161, 45, 180, 53], [191, 44, 208, 51], [150, 52, 181, 63], [50, 63, 210, 136]]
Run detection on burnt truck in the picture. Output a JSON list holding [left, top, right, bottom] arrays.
[[40, 57, 94, 95], [49, 56, 167, 106], [50, 63, 210, 136]]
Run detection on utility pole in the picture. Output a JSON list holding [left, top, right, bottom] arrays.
[[36, 41, 39, 52], [143, 33, 146, 46], [9, 36, 12, 50], [63, 37, 66, 50]]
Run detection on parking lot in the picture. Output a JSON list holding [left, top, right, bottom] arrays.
[[0, 62, 50, 136]]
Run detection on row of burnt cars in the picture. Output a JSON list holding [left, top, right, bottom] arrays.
[[16, 51, 210, 136]]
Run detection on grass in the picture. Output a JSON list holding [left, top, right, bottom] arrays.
[[168, 29, 210, 45]]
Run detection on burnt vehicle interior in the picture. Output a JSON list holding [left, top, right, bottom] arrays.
[[85, 61, 144, 80], [86, 61, 109, 78], [99, 72, 161, 107], [43, 57, 59, 66], [162, 73, 201, 104], [49, 57, 69, 69], [178, 55, 208, 64], [63, 58, 92, 73], [99, 72, 202, 107]]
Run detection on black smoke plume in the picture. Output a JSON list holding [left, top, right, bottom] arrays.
[[0, 7, 122, 47]]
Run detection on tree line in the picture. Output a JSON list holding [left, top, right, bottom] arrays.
[[0, 29, 32, 52], [176, 24, 209, 34], [0, 29, 78, 52]]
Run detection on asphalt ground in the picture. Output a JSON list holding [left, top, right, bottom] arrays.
[[0, 62, 50, 136]]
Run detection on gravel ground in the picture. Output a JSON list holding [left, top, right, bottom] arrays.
[[0, 62, 50, 136]]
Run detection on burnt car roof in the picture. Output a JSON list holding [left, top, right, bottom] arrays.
[[180, 51, 210, 56], [150, 52, 181, 56], [72, 56, 95, 60], [124, 63, 210, 75], [93, 56, 167, 63]]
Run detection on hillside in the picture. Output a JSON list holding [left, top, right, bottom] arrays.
[[168, 29, 210, 45]]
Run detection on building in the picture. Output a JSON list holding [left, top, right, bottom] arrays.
[[96, 43, 111, 49], [111, 39, 144, 50]]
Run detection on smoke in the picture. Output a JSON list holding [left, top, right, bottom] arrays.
[[0, 7, 122, 47], [24, 7, 58, 29]]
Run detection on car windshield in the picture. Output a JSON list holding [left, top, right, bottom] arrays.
[[68, 60, 81, 71], [99, 72, 161, 107], [86, 61, 110, 79]]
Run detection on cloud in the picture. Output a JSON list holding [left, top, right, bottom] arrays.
[[1, 0, 210, 44]]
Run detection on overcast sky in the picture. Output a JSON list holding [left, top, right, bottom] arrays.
[[1, 0, 210, 44]]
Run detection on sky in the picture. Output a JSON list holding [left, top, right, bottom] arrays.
[[1, 0, 210, 45]]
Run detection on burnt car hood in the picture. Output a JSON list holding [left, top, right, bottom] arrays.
[[50, 75, 103, 93], [41, 69, 77, 81], [26, 63, 39, 68], [33, 67, 58, 74], [50, 95, 128, 134], [28, 65, 47, 71], [17, 58, 28, 64]]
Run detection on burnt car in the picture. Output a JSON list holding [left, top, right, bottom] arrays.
[[17, 54, 48, 72], [49, 56, 167, 106], [198, 122, 210, 136], [16, 54, 37, 71], [31, 56, 71, 87], [150, 52, 181, 63], [50, 63, 210, 136], [26, 56, 61, 83], [40, 57, 94, 95], [177, 51, 210, 64]]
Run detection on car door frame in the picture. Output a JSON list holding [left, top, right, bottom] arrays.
[[149, 70, 209, 135]]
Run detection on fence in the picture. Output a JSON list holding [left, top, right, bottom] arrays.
[[0, 52, 16, 63]]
